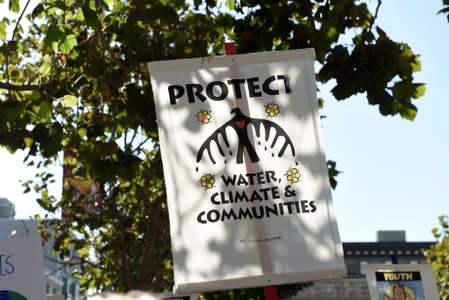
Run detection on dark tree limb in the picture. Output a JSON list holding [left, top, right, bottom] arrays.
[[0, 81, 51, 91]]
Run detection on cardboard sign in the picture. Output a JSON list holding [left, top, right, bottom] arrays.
[[361, 264, 439, 300], [0, 236, 46, 300], [148, 49, 346, 294]]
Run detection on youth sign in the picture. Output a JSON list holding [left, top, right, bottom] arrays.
[[361, 264, 439, 300], [148, 49, 346, 294], [0, 236, 46, 300]]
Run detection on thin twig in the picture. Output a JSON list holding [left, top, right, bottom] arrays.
[[127, 128, 138, 148], [45, 263, 68, 278], [368, 0, 382, 34], [44, 255, 79, 278], [11, 0, 32, 40], [132, 136, 151, 154]]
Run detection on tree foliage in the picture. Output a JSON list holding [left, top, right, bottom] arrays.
[[0, 0, 423, 297], [439, 0, 449, 21], [425, 216, 449, 300]]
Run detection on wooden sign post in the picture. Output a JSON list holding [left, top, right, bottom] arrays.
[[224, 41, 279, 300]]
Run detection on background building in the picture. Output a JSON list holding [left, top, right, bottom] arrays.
[[292, 230, 435, 300], [0, 197, 80, 300], [2, 197, 436, 300]]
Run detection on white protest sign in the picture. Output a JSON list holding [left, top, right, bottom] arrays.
[[0, 235, 46, 300], [361, 264, 439, 300], [148, 49, 346, 294]]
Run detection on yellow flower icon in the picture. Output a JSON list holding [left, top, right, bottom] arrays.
[[200, 174, 215, 189], [265, 103, 280, 117], [196, 110, 212, 124], [285, 167, 301, 183]]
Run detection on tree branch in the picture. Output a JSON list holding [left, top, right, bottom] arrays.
[[368, 0, 383, 34], [12, 0, 32, 40], [132, 136, 151, 155], [0, 81, 51, 91]]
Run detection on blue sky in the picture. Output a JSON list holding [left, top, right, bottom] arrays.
[[1, 1, 448, 242]]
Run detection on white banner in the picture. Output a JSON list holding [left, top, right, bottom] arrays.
[[0, 236, 46, 300], [361, 264, 439, 300], [148, 49, 345, 294]]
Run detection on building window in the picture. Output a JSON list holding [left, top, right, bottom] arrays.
[[346, 260, 361, 277]]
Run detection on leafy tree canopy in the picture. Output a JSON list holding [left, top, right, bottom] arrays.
[[0, 0, 424, 297], [425, 215, 449, 300]]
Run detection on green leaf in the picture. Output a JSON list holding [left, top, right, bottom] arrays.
[[77, 244, 90, 256], [24, 137, 33, 148], [39, 54, 52, 76], [60, 34, 77, 53], [78, 127, 87, 137], [32, 124, 49, 144], [0, 19, 7, 40], [326, 26, 338, 40], [39, 189, 49, 204], [225, 0, 234, 10], [31, 3, 45, 19], [81, 5, 100, 29], [39, 101, 52, 121], [9, 0, 19, 13], [327, 160, 341, 190], [411, 56, 422, 72], [273, 37, 282, 46], [392, 81, 426, 100], [102, 0, 114, 6], [63, 95, 78, 107], [43, 25, 65, 51], [413, 83, 426, 99], [318, 98, 325, 109], [75, 8, 85, 21], [398, 102, 417, 121], [3, 100, 24, 121], [437, 6, 449, 14], [432, 227, 441, 239], [392, 80, 414, 100]]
